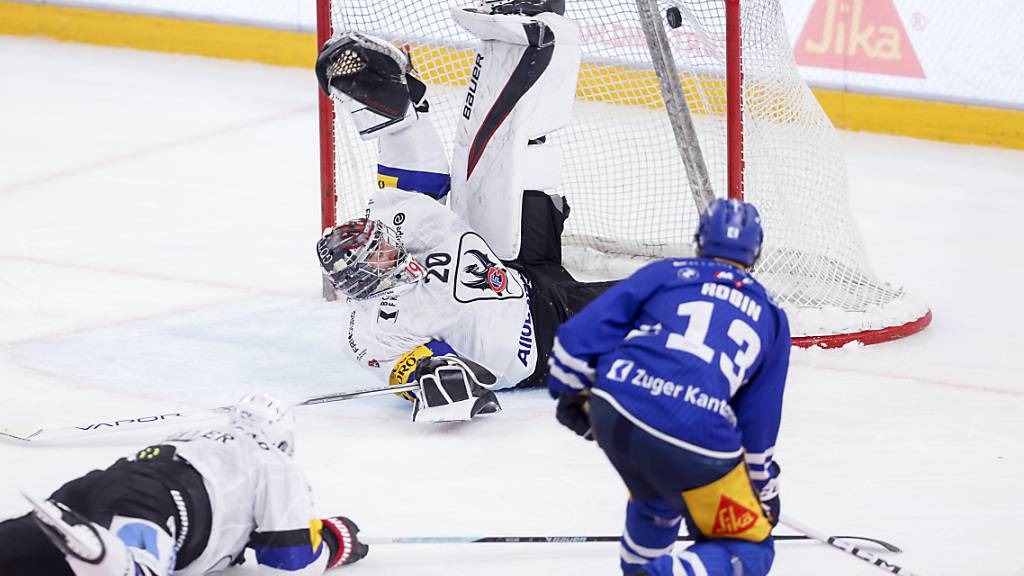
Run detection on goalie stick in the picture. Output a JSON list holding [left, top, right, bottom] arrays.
[[782, 517, 920, 575], [0, 383, 420, 443], [361, 532, 902, 552]]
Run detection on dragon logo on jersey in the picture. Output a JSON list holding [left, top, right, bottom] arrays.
[[453, 233, 524, 303]]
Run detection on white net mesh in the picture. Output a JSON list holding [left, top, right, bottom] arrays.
[[326, 0, 929, 340]]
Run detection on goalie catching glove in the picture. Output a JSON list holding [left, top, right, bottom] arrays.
[[315, 32, 428, 139], [412, 355, 502, 423]]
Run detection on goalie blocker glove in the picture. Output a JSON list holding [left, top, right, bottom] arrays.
[[412, 355, 502, 423], [315, 32, 428, 140]]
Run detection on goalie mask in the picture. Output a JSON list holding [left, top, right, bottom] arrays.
[[318, 218, 423, 300]]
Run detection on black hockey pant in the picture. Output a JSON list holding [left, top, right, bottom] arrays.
[[509, 190, 618, 388], [0, 446, 211, 576]]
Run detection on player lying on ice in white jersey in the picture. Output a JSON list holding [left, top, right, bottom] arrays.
[[314, 0, 617, 422], [0, 394, 368, 576]]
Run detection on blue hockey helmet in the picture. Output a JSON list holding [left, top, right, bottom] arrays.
[[696, 198, 764, 267]]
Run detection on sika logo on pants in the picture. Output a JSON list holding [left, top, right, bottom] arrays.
[[711, 495, 758, 536], [795, 0, 925, 78]]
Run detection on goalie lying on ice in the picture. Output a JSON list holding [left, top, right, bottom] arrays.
[[315, 0, 616, 420], [0, 394, 368, 576]]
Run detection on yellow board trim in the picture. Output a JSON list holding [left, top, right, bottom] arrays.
[[814, 89, 1024, 150], [3, 1, 1022, 150], [0, 1, 316, 68]]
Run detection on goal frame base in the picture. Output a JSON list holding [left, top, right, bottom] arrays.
[[791, 309, 932, 349]]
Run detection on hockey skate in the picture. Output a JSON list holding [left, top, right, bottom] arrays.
[[25, 493, 174, 576], [24, 493, 106, 564], [476, 0, 566, 16]]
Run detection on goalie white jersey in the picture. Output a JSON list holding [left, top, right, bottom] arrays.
[[342, 186, 537, 390], [164, 426, 323, 575], [319, 5, 583, 391]]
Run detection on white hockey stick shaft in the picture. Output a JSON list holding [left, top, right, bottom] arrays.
[[0, 383, 419, 443], [782, 517, 921, 575]]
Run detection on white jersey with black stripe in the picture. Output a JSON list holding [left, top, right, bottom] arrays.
[[164, 427, 325, 575]]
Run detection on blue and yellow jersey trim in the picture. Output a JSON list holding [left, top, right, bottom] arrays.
[[377, 165, 450, 199], [389, 341, 457, 401], [250, 523, 326, 572]]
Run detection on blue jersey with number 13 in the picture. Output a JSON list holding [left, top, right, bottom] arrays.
[[548, 258, 790, 482]]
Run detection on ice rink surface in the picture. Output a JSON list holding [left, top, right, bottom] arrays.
[[1, 36, 1023, 575]]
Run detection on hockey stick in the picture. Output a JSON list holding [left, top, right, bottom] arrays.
[[782, 517, 919, 575], [361, 532, 902, 551], [0, 383, 420, 443], [635, 0, 715, 212]]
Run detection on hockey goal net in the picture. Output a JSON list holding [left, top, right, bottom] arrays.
[[317, 0, 931, 348]]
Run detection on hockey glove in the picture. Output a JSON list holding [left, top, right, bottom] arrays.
[[757, 461, 781, 527], [315, 33, 425, 139], [412, 355, 502, 423], [555, 393, 593, 441], [321, 516, 369, 569]]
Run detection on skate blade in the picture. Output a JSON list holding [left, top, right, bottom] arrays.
[[23, 492, 105, 564]]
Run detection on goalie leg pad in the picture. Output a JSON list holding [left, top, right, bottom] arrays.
[[520, 138, 562, 191], [449, 10, 581, 260]]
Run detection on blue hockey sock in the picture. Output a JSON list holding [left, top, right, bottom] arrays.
[[639, 538, 775, 576], [619, 500, 681, 575]]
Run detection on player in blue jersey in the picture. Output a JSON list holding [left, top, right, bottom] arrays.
[[547, 198, 789, 576]]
